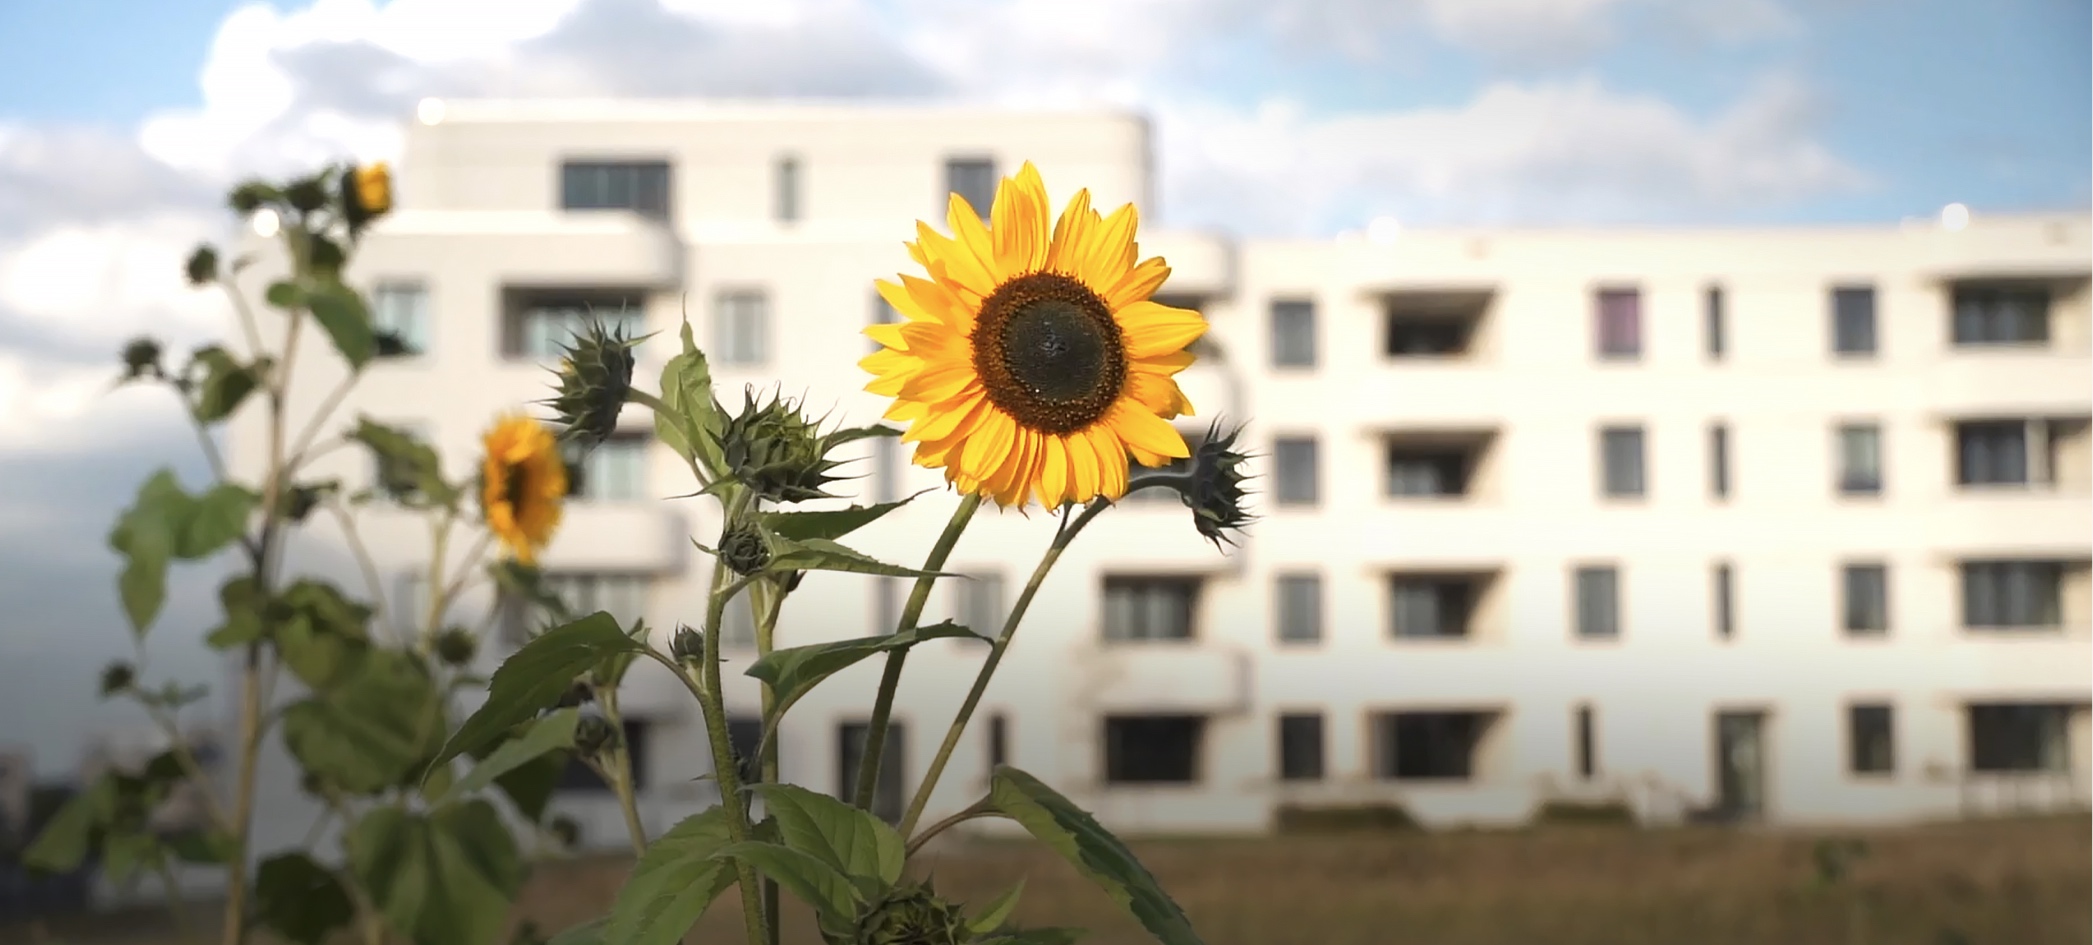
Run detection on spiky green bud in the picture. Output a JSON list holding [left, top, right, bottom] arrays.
[[540, 317, 639, 448], [120, 337, 163, 382], [719, 520, 772, 576], [670, 624, 706, 664], [712, 386, 892, 505], [435, 627, 478, 667], [853, 880, 969, 945], [1185, 419, 1256, 550]]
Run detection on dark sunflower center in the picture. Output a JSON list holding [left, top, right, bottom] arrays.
[[504, 464, 530, 509], [970, 272, 1126, 435]]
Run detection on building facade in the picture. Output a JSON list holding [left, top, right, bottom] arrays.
[[226, 101, 2092, 853]]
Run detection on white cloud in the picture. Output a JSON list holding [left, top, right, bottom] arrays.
[[0, 214, 231, 348]]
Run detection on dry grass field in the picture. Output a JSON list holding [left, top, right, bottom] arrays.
[[12, 815, 2088, 945]]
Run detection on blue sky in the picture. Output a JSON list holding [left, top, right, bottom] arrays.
[[0, 0, 2085, 775]]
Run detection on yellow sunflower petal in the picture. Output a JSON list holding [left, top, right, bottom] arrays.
[[1038, 435, 1070, 507], [1106, 400, 1191, 461], [946, 195, 1002, 282], [1117, 300, 1208, 359], [1074, 202, 1141, 289], [1123, 370, 1190, 417], [1085, 423, 1130, 500], [905, 385, 990, 443], [960, 412, 1018, 485], [1044, 189, 1095, 275], [1105, 256, 1172, 310], [897, 359, 976, 403], [991, 162, 1051, 274], [865, 322, 908, 351], [1063, 425, 1100, 502], [915, 221, 998, 300]]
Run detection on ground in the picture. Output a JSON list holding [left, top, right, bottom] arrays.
[[10, 815, 2088, 945]]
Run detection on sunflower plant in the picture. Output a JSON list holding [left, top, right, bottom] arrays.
[[446, 162, 1255, 945], [25, 162, 603, 945]]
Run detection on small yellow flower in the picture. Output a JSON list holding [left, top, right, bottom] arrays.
[[353, 162, 392, 216], [480, 414, 567, 565]]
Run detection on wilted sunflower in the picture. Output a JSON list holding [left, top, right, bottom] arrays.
[[859, 162, 1207, 508], [480, 414, 567, 565]]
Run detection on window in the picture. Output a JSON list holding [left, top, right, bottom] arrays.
[[558, 719, 650, 792], [1600, 426, 1646, 498], [869, 293, 899, 355], [1270, 299, 1317, 368], [1967, 703, 2073, 773], [1389, 577, 1473, 639], [1842, 564, 1890, 636], [727, 717, 765, 787], [560, 161, 671, 218], [1385, 447, 1467, 497], [837, 721, 907, 823], [1372, 711, 1494, 781], [506, 292, 644, 360], [1961, 561, 2065, 629], [1273, 436, 1319, 506], [1837, 424, 1882, 495], [1102, 577, 1199, 642], [574, 434, 647, 502], [1832, 286, 1878, 356], [958, 571, 1006, 642], [774, 155, 801, 223], [713, 290, 769, 366], [516, 573, 651, 645], [1275, 574, 1322, 644], [987, 713, 1008, 771], [1848, 704, 1895, 776], [1594, 288, 1641, 359], [1705, 284, 1726, 361], [1573, 566, 1620, 640], [944, 157, 997, 215], [1713, 563, 1734, 640], [1574, 704, 1597, 780], [371, 283, 430, 357], [1953, 285, 2051, 345], [1103, 715, 1204, 785], [1709, 423, 1730, 499], [1955, 419, 2075, 487], [1277, 713, 1324, 782], [720, 588, 759, 650]]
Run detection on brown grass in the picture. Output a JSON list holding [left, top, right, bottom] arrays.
[[13, 816, 2089, 945]]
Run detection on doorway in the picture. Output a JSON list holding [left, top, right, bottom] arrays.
[[1714, 710, 1768, 821]]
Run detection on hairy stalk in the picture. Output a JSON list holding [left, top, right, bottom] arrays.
[[696, 491, 771, 944], [898, 498, 1113, 837], [595, 685, 651, 856], [325, 502, 392, 637], [750, 578, 784, 945], [903, 795, 996, 858], [853, 492, 983, 810]]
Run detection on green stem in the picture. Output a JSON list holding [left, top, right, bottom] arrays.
[[854, 493, 983, 811], [696, 490, 771, 945], [903, 795, 996, 858], [898, 498, 1113, 838], [751, 578, 784, 945], [155, 859, 195, 945], [596, 685, 650, 857]]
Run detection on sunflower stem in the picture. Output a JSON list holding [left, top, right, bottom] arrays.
[[695, 491, 771, 945], [750, 578, 784, 945], [898, 497, 1114, 839], [853, 492, 982, 812]]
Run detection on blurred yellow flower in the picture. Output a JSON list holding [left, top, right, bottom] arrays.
[[479, 414, 566, 565]]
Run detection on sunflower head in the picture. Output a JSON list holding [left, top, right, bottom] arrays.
[[479, 414, 568, 566], [859, 161, 1208, 509], [1184, 420, 1257, 550], [853, 880, 969, 945], [540, 317, 639, 447], [711, 387, 855, 504], [342, 161, 392, 232]]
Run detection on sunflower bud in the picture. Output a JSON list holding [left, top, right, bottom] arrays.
[[854, 880, 969, 945], [435, 627, 478, 667], [555, 680, 594, 708], [573, 714, 616, 758], [184, 245, 219, 286], [342, 162, 392, 232], [120, 337, 163, 382], [548, 815, 581, 849], [1185, 420, 1256, 550], [99, 661, 136, 697], [540, 318, 639, 448], [718, 520, 771, 576], [712, 387, 859, 504], [284, 176, 328, 213], [670, 624, 706, 663]]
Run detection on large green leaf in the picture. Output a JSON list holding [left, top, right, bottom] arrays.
[[748, 784, 904, 887], [203, 575, 269, 649], [442, 708, 581, 807], [968, 879, 1027, 935], [107, 470, 187, 635], [746, 621, 982, 728], [188, 345, 258, 424], [755, 491, 932, 543], [273, 579, 375, 691], [654, 317, 725, 481], [767, 536, 956, 580], [350, 417, 457, 507], [988, 766, 1204, 945], [546, 918, 607, 945], [347, 800, 525, 945], [710, 841, 862, 926], [23, 776, 115, 872], [253, 853, 356, 945], [177, 483, 258, 559], [282, 650, 439, 795], [431, 612, 638, 773], [604, 807, 739, 945], [306, 278, 377, 369]]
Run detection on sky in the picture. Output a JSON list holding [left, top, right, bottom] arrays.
[[0, 0, 2086, 775]]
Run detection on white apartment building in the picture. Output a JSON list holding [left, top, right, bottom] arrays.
[[227, 101, 2092, 854]]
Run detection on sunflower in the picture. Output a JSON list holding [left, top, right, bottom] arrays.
[[480, 414, 568, 565], [859, 162, 1207, 508]]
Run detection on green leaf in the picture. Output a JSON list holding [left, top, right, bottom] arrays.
[[204, 575, 268, 649], [767, 536, 958, 580], [442, 708, 581, 807], [748, 784, 905, 886], [655, 317, 725, 480], [431, 612, 639, 773], [710, 841, 862, 924], [253, 853, 356, 945], [265, 280, 304, 309], [605, 807, 739, 945], [108, 469, 188, 635], [23, 777, 115, 872], [351, 417, 456, 507], [101, 829, 164, 884], [176, 483, 258, 559], [968, 878, 1027, 935], [282, 650, 439, 795], [756, 490, 933, 543], [273, 579, 375, 691], [747, 621, 982, 730], [166, 829, 237, 864], [189, 345, 258, 423], [978, 929, 1088, 945], [347, 800, 525, 945], [545, 917, 607, 945], [989, 766, 1205, 945], [491, 751, 568, 824], [307, 278, 377, 369]]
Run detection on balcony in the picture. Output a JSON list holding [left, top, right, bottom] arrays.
[[1379, 289, 1496, 362], [359, 210, 684, 288], [1141, 230, 1234, 298], [1379, 429, 1502, 504], [1074, 644, 1252, 716], [539, 504, 689, 573]]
